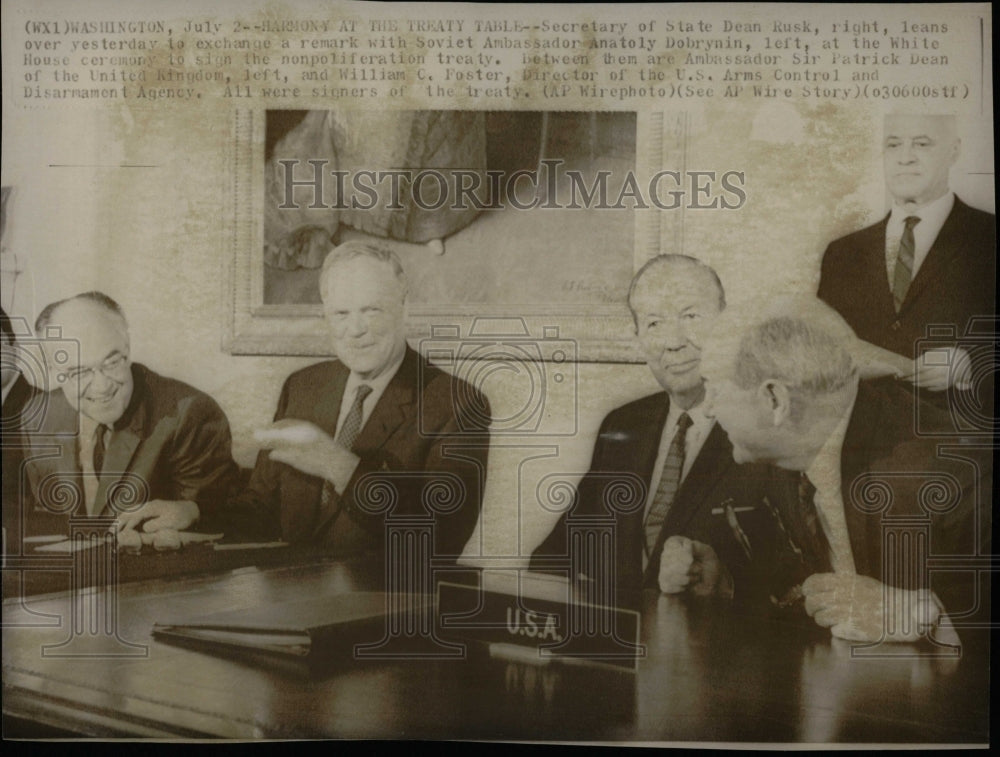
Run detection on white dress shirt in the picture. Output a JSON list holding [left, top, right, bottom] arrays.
[[885, 191, 954, 283], [642, 399, 715, 523]]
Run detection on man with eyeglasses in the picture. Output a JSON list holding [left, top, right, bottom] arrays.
[[24, 292, 239, 544]]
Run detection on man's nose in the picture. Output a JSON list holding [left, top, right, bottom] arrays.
[[89, 368, 115, 394], [345, 312, 369, 336], [658, 319, 690, 350], [898, 143, 916, 163]]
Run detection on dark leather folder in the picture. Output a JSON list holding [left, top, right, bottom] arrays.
[[152, 592, 423, 665]]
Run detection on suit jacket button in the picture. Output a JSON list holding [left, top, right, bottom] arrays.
[[891, 320, 901, 331]]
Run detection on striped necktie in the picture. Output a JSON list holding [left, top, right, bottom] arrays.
[[337, 384, 373, 450], [318, 384, 373, 517], [644, 412, 692, 558], [891, 215, 920, 311]]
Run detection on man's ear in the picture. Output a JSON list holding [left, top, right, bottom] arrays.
[[950, 137, 961, 166], [758, 380, 792, 426]]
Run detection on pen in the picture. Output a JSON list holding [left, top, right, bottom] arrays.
[[720, 498, 753, 561], [710, 505, 755, 516]]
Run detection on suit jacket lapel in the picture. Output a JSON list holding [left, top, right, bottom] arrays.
[[616, 393, 669, 592], [899, 199, 965, 313], [309, 364, 348, 437], [95, 425, 142, 515], [30, 437, 83, 517], [840, 385, 880, 576], [311, 351, 413, 538], [644, 420, 732, 585], [866, 215, 899, 316], [663, 422, 728, 536], [352, 347, 417, 453], [95, 377, 149, 515], [28, 389, 86, 517]]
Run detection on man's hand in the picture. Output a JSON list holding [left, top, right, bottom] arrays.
[[802, 573, 942, 643], [658, 535, 734, 598], [255, 419, 360, 492], [852, 340, 973, 392], [111, 499, 200, 551], [903, 346, 973, 392]]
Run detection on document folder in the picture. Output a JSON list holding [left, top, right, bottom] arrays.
[[152, 592, 420, 663]]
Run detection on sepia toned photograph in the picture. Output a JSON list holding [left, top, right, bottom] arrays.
[[1, 0, 994, 746]]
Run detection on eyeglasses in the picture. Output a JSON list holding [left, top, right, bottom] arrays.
[[59, 352, 130, 388]]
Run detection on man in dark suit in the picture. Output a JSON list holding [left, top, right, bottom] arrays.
[[23, 293, 240, 546], [229, 242, 490, 562], [818, 114, 996, 394], [2, 307, 39, 557], [531, 255, 786, 609], [701, 297, 989, 646]]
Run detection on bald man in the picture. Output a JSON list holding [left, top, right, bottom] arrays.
[[819, 114, 996, 395], [24, 292, 239, 544], [700, 297, 989, 645]]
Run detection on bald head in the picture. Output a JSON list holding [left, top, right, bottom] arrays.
[[36, 292, 134, 425], [701, 296, 860, 469], [628, 255, 725, 328]]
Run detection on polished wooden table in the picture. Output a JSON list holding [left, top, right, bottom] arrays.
[[2, 557, 990, 742]]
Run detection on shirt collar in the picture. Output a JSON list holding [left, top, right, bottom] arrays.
[[889, 190, 954, 228], [664, 394, 712, 434], [343, 348, 406, 400]]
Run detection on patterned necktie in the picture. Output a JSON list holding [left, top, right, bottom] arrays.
[[891, 215, 920, 311], [796, 472, 827, 570], [337, 384, 373, 450], [319, 384, 373, 513], [644, 412, 692, 558]]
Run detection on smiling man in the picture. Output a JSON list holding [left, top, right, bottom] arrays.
[[25, 292, 239, 542], [531, 255, 786, 608], [228, 242, 490, 562], [818, 113, 996, 394]]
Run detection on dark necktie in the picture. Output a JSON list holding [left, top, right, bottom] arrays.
[[82, 424, 108, 516], [318, 384, 373, 520], [644, 412, 692, 558], [796, 472, 828, 571], [93, 425, 108, 474], [891, 215, 920, 311]]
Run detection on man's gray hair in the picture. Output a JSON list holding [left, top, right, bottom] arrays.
[[35, 291, 128, 335], [319, 241, 409, 301], [734, 315, 858, 399], [627, 254, 725, 329]]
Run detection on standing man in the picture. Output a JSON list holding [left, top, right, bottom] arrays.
[[229, 242, 490, 562], [531, 255, 787, 609], [818, 113, 995, 393], [700, 297, 988, 645], [25, 292, 239, 543]]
